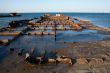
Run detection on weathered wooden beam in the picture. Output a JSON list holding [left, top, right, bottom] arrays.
[[0, 32, 21, 36]]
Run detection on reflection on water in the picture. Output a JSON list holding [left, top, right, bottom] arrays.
[[7, 35, 65, 51], [56, 30, 105, 42]]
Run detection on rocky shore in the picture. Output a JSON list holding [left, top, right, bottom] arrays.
[[0, 40, 110, 73]]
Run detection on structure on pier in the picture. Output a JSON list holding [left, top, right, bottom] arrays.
[[28, 14, 82, 31]]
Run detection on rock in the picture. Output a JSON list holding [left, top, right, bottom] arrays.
[[98, 54, 110, 61], [89, 58, 103, 67], [86, 58, 91, 63], [18, 49, 24, 56], [0, 39, 9, 45], [9, 48, 14, 54], [30, 48, 35, 55], [76, 58, 88, 64], [92, 68, 108, 73], [10, 48, 14, 52], [28, 32, 31, 35]]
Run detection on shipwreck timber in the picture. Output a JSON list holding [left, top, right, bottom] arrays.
[[0, 13, 110, 46], [0, 13, 110, 37], [28, 13, 110, 33]]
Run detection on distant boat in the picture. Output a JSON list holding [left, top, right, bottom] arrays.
[[0, 13, 21, 17]]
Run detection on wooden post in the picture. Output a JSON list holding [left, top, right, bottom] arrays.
[[53, 21, 56, 41]]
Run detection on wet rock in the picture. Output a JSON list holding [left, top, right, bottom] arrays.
[[0, 27, 8, 32], [18, 49, 24, 56], [41, 32, 43, 35], [0, 39, 9, 46], [9, 48, 14, 54], [28, 32, 31, 35], [30, 48, 35, 55], [9, 20, 28, 28], [10, 48, 14, 51]]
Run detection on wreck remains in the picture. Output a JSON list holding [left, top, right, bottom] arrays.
[[0, 13, 110, 46]]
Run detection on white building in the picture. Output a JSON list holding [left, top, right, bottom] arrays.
[[56, 14, 61, 17]]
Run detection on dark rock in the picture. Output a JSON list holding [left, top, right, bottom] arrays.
[[9, 48, 14, 54], [18, 49, 24, 56], [10, 48, 14, 52]]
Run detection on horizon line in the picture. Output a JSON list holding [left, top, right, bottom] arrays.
[[0, 12, 110, 14]]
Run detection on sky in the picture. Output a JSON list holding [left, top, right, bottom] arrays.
[[0, 0, 110, 13]]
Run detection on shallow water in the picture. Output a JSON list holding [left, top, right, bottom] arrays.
[[4, 29, 110, 51], [56, 30, 107, 42], [0, 36, 14, 40]]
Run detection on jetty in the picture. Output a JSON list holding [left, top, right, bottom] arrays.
[[0, 13, 21, 17]]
